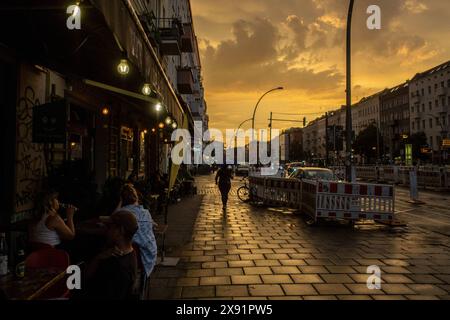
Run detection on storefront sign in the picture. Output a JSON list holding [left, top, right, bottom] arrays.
[[32, 100, 67, 143]]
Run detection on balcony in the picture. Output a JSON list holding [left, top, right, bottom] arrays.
[[177, 67, 195, 94], [181, 23, 194, 52], [158, 18, 183, 56]]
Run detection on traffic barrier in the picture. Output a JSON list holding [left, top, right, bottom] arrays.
[[248, 177, 395, 223], [355, 166, 378, 181], [378, 166, 399, 184], [416, 167, 445, 189], [314, 180, 394, 222]]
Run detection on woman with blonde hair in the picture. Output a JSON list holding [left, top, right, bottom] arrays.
[[29, 190, 77, 248]]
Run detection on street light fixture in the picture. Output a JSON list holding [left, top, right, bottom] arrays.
[[165, 116, 173, 125], [251, 87, 284, 135], [154, 103, 162, 112], [142, 83, 152, 96], [117, 53, 130, 75], [251, 87, 284, 166]]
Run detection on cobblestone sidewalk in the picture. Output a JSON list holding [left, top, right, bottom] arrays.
[[148, 176, 450, 300]]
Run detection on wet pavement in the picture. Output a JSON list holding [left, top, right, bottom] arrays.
[[148, 174, 450, 300]]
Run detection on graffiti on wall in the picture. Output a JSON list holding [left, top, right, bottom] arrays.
[[15, 86, 46, 215]]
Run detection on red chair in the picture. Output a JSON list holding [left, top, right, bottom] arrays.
[[25, 248, 70, 299], [29, 242, 53, 252]]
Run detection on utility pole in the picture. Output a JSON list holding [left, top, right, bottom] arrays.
[[325, 112, 329, 166], [269, 112, 273, 144], [345, 0, 355, 182]]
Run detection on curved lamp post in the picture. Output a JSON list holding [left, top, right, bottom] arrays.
[[251, 87, 284, 136], [251, 87, 284, 166]]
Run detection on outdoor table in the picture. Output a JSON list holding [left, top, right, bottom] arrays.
[[0, 268, 67, 300]]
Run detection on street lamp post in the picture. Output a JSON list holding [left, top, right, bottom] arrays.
[[345, 0, 355, 182], [235, 118, 253, 165], [251, 87, 284, 165]]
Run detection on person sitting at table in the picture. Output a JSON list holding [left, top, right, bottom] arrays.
[[82, 211, 138, 300], [29, 190, 77, 249], [117, 184, 158, 282]]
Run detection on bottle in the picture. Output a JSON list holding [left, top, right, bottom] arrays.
[[15, 250, 25, 279], [0, 233, 8, 276]]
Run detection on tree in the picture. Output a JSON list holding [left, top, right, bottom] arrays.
[[352, 124, 382, 164]]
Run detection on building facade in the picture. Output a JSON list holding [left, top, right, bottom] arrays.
[[409, 61, 450, 154], [352, 91, 384, 136], [280, 128, 303, 163], [380, 82, 410, 160], [0, 0, 205, 229]]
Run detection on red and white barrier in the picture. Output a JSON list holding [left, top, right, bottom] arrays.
[[249, 177, 395, 223], [314, 181, 394, 222]]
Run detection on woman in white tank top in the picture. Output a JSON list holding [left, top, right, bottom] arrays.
[[29, 191, 77, 247]]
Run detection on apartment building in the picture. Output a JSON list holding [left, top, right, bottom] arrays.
[[133, 0, 209, 133], [409, 60, 450, 151], [380, 82, 410, 159], [352, 91, 385, 136]]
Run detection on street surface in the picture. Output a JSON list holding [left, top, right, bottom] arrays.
[[149, 174, 450, 300]]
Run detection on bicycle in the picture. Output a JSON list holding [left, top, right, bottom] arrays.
[[237, 177, 251, 202]]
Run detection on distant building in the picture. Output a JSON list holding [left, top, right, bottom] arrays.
[[380, 82, 410, 160], [409, 60, 450, 152], [280, 128, 303, 163], [352, 90, 385, 136]]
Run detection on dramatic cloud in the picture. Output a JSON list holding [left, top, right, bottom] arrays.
[[191, 0, 450, 131]]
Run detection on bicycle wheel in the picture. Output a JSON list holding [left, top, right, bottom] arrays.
[[237, 186, 250, 202]]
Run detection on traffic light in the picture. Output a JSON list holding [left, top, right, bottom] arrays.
[[303, 117, 307, 127]]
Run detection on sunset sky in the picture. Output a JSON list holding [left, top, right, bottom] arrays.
[[190, 0, 450, 134]]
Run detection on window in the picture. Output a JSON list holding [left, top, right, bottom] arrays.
[[417, 121, 421, 130], [430, 136, 433, 148], [422, 104, 425, 112], [447, 79, 450, 87], [436, 100, 439, 107], [435, 83, 438, 90], [441, 81, 445, 88], [429, 101, 432, 110], [423, 120, 426, 129], [429, 119, 433, 129], [411, 106, 414, 113], [443, 98, 446, 107], [421, 88, 425, 96], [412, 122, 415, 130], [428, 86, 432, 94]]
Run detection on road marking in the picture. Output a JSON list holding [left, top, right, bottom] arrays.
[[398, 211, 450, 226]]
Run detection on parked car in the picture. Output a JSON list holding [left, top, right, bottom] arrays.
[[236, 164, 250, 176], [285, 162, 305, 177], [289, 167, 338, 181]]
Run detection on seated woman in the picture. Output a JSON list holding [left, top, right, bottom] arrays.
[[117, 184, 158, 281], [29, 190, 77, 249]]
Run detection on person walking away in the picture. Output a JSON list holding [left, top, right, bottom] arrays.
[[215, 165, 233, 210]]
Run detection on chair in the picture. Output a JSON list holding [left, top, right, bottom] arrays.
[[28, 242, 53, 252], [25, 248, 70, 299]]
